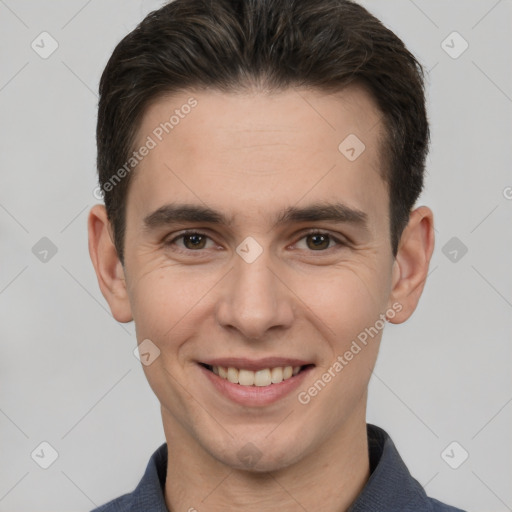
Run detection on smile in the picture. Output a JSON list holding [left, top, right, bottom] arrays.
[[198, 359, 315, 406], [201, 364, 309, 387]]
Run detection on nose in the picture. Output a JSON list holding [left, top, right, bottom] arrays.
[[215, 247, 295, 341]]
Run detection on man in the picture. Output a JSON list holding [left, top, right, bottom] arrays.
[[88, 0, 466, 510]]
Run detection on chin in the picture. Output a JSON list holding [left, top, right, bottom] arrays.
[[208, 434, 309, 474]]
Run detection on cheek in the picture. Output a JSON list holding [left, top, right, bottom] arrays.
[[295, 263, 390, 346], [127, 261, 220, 345]]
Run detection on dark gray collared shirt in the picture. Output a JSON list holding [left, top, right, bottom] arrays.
[[91, 424, 466, 512]]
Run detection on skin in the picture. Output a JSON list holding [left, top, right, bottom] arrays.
[[88, 85, 434, 511]]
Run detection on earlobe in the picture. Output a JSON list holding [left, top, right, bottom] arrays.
[[87, 204, 133, 323], [387, 206, 435, 324]]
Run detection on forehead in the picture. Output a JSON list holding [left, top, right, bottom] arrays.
[[136, 85, 383, 159], [127, 86, 388, 232]]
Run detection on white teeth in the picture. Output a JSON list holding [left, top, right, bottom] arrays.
[[238, 369, 254, 386], [211, 365, 302, 386], [227, 367, 239, 383], [271, 367, 283, 383], [254, 369, 272, 387]]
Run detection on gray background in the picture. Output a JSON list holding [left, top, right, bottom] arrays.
[[0, 0, 511, 510]]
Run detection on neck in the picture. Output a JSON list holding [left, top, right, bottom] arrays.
[[162, 408, 370, 512]]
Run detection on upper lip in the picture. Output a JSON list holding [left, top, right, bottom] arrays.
[[200, 357, 314, 371]]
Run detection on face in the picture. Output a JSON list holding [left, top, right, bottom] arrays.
[[93, 86, 418, 472]]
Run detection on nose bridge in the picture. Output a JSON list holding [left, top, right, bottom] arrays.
[[215, 244, 293, 340]]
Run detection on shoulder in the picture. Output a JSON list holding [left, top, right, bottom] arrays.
[[360, 425, 468, 512], [90, 492, 133, 512], [89, 442, 168, 512], [429, 497, 467, 512]]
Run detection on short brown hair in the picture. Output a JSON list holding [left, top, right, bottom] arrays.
[[97, 0, 429, 264]]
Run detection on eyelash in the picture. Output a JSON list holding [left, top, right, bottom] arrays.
[[165, 229, 346, 255]]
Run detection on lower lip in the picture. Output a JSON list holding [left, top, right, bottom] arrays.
[[199, 364, 314, 407]]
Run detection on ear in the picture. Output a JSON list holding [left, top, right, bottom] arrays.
[[387, 206, 435, 324], [88, 204, 133, 323]]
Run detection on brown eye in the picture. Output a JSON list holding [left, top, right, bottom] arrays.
[[182, 233, 207, 250], [165, 231, 215, 252], [305, 233, 332, 250], [294, 230, 345, 252]]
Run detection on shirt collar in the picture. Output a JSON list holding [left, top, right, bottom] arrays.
[[123, 424, 435, 512], [348, 424, 433, 511], [127, 438, 168, 512]]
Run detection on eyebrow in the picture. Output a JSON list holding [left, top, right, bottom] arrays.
[[143, 201, 369, 232]]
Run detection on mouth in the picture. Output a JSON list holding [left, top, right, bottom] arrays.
[[198, 362, 315, 387], [197, 358, 315, 407]]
